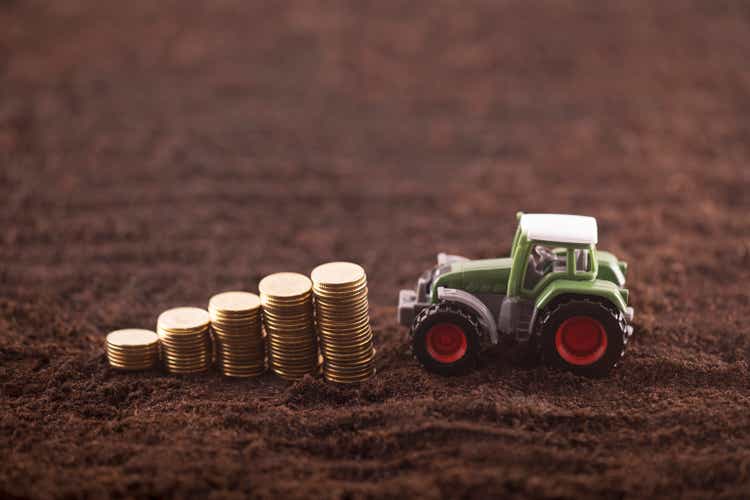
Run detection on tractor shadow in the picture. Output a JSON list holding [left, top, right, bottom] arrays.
[[478, 339, 542, 374]]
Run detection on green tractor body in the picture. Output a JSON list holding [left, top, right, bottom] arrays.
[[398, 213, 634, 377]]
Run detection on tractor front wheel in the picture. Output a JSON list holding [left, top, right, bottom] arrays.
[[411, 302, 481, 376], [538, 298, 628, 378]]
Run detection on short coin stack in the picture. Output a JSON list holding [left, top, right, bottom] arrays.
[[259, 272, 319, 381], [311, 262, 375, 383], [157, 307, 212, 374], [209, 291, 265, 377], [105, 329, 159, 370]]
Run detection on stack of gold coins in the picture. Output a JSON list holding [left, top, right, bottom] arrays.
[[105, 329, 159, 370], [311, 262, 375, 383], [209, 291, 265, 377], [259, 272, 318, 381], [157, 307, 212, 374]]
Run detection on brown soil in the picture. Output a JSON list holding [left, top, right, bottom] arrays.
[[2, 1, 750, 498]]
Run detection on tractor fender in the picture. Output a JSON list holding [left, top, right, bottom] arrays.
[[534, 279, 628, 315], [437, 287, 498, 344]]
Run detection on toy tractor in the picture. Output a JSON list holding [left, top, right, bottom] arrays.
[[398, 213, 634, 377]]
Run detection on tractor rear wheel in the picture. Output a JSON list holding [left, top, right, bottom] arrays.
[[538, 298, 628, 378], [411, 302, 481, 376]]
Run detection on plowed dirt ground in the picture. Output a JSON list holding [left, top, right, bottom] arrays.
[[2, 1, 750, 498]]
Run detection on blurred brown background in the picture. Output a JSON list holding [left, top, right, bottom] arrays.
[[1, 1, 749, 498]]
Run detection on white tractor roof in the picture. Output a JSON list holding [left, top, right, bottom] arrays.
[[519, 214, 598, 245]]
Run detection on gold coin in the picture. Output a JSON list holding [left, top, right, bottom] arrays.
[[162, 362, 210, 372], [157, 307, 210, 332], [209, 291, 261, 313], [265, 323, 314, 333], [158, 338, 211, 351], [212, 331, 263, 340], [266, 341, 316, 352], [316, 318, 371, 333], [315, 309, 370, 322], [214, 337, 263, 345], [269, 365, 316, 374], [215, 346, 263, 356], [221, 371, 265, 376], [320, 340, 373, 356], [259, 273, 312, 299], [157, 328, 209, 339], [311, 262, 366, 289], [263, 324, 315, 336], [268, 347, 318, 359], [158, 342, 210, 353], [313, 284, 368, 298], [261, 307, 313, 318], [322, 351, 374, 364], [261, 298, 312, 311], [219, 359, 266, 369], [268, 348, 318, 359], [214, 336, 263, 345], [323, 369, 374, 379], [108, 360, 156, 368], [318, 337, 372, 351], [214, 326, 261, 335], [106, 349, 158, 360], [107, 349, 158, 358], [325, 355, 374, 366], [161, 352, 212, 363], [262, 310, 314, 321], [211, 316, 260, 325], [317, 307, 370, 323], [216, 350, 265, 360], [324, 363, 375, 376], [317, 330, 372, 343], [315, 295, 369, 307], [164, 366, 208, 375], [106, 339, 159, 349], [162, 362, 210, 370], [211, 318, 261, 328], [106, 329, 159, 348]]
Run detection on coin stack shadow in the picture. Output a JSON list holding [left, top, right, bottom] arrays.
[[209, 291, 265, 377], [259, 272, 319, 381], [106, 329, 159, 370], [311, 262, 375, 383], [157, 307, 212, 374]]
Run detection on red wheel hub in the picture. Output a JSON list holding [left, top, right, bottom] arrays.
[[555, 316, 608, 366], [425, 323, 467, 363]]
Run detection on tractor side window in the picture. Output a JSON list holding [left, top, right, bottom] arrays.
[[575, 249, 591, 272], [524, 244, 566, 289]]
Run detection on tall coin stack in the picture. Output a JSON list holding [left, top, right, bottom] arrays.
[[311, 262, 375, 383], [157, 307, 212, 374], [209, 291, 265, 377], [259, 273, 319, 381], [105, 329, 159, 371]]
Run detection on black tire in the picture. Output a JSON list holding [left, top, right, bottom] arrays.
[[411, 302, 482, 376], [537, 298, 629, 378]]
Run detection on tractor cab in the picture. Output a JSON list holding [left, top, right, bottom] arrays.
[[508, 213, 600, 298]]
